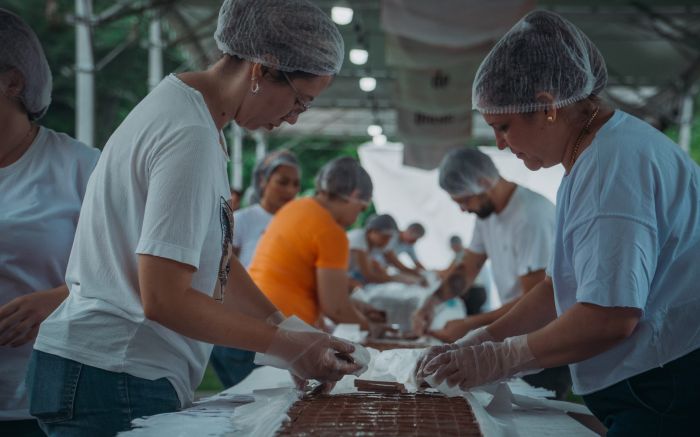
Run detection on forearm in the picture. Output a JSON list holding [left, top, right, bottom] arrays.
[[465, 299, 518, 329], [487, 278, 557, 341], [148, 286, 277, 353], [323, 301, 370, 330], [224, 256, 278, 320], [528, 303, 640, 368]]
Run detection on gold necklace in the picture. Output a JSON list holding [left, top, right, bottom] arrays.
[[0, 122, 35, 167], [570, 106, 600, 168]]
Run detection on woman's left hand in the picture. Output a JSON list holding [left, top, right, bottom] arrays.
[[423, 334, 541, 390], [0, 286, 67, 347]]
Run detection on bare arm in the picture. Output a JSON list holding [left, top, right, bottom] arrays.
[[385, 251, 419, 275], [0, 285, 69, 347], [317, 267, 370, 329], [528, 302, 641, 367], [139, 254, 276, 353], [487, 276, 560, 341], [434, 250, 487, 302], [353, 250, 392, 283], [223, 254, 279, 321], [429, 269, 545, 342]]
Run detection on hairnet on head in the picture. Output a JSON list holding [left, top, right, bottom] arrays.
[[365, 214, 398, 235], [439, 148, 500, 197], [315, 156, 373, 202], [250, 149, 300, 203], [0, 8, 52, 120], [472, 10, 607, 115], [214, 0, 344, 76], [406, 223, 425, 238]]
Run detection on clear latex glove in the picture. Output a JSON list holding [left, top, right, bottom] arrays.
[[416, 326, 495, 383], [423, 334, 542, 390], [255, 316, 362, 382], [455, 326, 494, 348], [265, 310, 286, 325], [411, 296, 439, 336], [414, 343, 458, 384]]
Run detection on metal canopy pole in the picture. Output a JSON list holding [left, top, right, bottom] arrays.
[[679, 90, 696, 154], [148, 10, 164, 91], [230, 123, 244, 190], [253, 130, 267, 162], [75, 0, 95, 147]]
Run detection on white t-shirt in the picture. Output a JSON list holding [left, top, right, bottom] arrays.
[[468, 186, 555, 304], [0, 127, 98, 420], [384, 234, 418, 263], [548, 110, 700, 395], [34, 75, 231, 407], [233, 203, 273, 268], [347, 228, 369, 275]]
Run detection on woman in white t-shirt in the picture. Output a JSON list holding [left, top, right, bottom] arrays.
[[233, 149, 301, 268], [26, 1, 361, 436], [210, 149, 300, 387], [0, 9, 100, 437], [416, 11, 700, 436], [347, 214, 399, 285]]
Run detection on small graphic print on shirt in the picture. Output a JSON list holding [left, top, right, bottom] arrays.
[[214, 196, 233, 302]]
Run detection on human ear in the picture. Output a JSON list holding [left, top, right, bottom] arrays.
[[536, 91, 557, 123]]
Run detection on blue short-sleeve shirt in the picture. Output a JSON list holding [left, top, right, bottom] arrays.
[[551, 110, 700, 394]]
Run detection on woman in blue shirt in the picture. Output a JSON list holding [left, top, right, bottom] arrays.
[[417, 10, 700, 436]]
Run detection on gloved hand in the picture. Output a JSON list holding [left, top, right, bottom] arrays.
[[423, 334, 542, 390], [265, 310, 286, 325], [414, 326, 493, 383], [455, 325, 494, 347], [414, 343, 458, 384], [411, 296, 439, 336], [255, 316, 362, 382]]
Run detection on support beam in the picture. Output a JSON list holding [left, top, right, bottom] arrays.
[[230, 123, 244, 190], [75, 0, 95, 147], [253, 130, 267, 162], [148, 10, 164, 91], [679, 90, 696, 153]]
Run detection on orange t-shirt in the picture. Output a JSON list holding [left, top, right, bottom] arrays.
[[248, 197, 349, 324]]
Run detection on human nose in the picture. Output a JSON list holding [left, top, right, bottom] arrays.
[[284, 113, 299, 125], [495, 132, 508, 150]]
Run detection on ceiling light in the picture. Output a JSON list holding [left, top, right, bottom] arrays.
[[373, 134, 387, 146], [359, 77, 376, 92], [367, 124, 382, 136], [349, 49, 368, 65], [331, 6, 353, 25]]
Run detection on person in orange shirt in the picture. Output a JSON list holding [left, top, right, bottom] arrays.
[[249, 156, 376, 328]]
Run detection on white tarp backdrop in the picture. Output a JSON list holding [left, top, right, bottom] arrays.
[[358, 143, 565, 270]]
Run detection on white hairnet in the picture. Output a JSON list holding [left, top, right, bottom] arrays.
[[472, 10, 607, 114], [365, 214, 398, 234], [315, 156, 373, 201], [0, 8, 52, 120], [250, 149, 300, 203], [214, 0, 344, 76], [439, 148, 500, 197]]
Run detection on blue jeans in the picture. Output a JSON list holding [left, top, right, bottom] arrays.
[[582, 348, 700, 437], [26, 350, 180, 437], [209, 346, 257, 388]]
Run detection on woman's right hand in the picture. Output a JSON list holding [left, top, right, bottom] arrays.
[[269, 328, 361, 382]]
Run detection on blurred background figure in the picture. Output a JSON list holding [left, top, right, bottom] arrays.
[[0, 8, 99, 437], [347, 214, 401, 286], [210, 149, 301, 387]]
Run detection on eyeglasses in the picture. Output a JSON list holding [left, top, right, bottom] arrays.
[[341, 195, 371, 211], [281, 71, 311, 117]]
